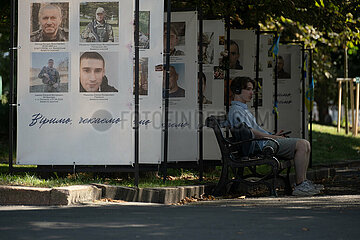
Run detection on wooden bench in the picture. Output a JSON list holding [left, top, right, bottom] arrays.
[[205, 115, 293, 197]]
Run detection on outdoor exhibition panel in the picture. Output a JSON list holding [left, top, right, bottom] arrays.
[[202, 29, 257, 160], [201, 20, 225, 160], [229, 30, 256, 119], [277, 44, 302, 138], [135, 0, 164, 164], [304, 51, 311, 140], [163, 11, 198, 162], [17, 0, 135, 165], [255, 34, 276, 133]]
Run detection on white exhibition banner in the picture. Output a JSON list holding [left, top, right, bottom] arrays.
[[277, 44, 302, 138], [163, 11, 198, 162], [229, 30, 256, 113], [135, 0, 164, 164], [201, 20, 225, 160], [303, 52, 310, 140], [202, 29, 256, 161], [256, 34, 276, 133], [17, 0, 134, 165]]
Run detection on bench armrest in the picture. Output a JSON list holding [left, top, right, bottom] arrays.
[[226, 137, 280, 155]]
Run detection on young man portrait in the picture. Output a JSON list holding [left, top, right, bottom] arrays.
[[79, 52, 118, 92], [163, 65, 185, 98]]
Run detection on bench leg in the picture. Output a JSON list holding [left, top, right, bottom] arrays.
[[212, 163, 229, 197], [269, 162, 278, 197], [284, 167, 292, 195]]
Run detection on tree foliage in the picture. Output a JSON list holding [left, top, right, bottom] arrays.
[[193, 0, 360, 123], [1, 1, 360, 124]]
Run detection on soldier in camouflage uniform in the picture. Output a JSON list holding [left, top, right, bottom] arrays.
[[163, 24, 184, 56], [30, 4, 68, 42], [38, 59, 61, 92], [80, 7, 114, 42]]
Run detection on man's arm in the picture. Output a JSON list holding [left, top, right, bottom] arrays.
[[107, 24, 114, 42], [251, 128, 285, 140], [55, 69, 60, 83], [81, 22, 99, 41], [80, 25, 90, 39], [38, 67, 46, 78]]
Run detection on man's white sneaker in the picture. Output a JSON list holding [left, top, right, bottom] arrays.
[[304, 179, 325, 191], [293, 181, 320, 196]]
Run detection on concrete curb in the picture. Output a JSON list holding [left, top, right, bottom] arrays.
[[0, 184, 214, 206], [92, 184, 214, 205], [0, 185, 101, 206], [50, 185, 102, 205], [0, 164, 349, 206], [0, 186, 52, 206]]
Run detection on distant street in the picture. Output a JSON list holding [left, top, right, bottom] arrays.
[[1, 195, 360, 240]]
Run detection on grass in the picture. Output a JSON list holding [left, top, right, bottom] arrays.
[[0, 123, 359, 188], [0, 165, 218, 188], [312, 123, 360, 165]]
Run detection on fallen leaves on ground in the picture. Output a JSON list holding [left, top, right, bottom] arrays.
[[174, 194, 216, 205], [99, 198, 127, 203]]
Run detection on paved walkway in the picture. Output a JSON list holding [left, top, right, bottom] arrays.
[[1, 195, 360, 240], [1, 162, 360, 239]]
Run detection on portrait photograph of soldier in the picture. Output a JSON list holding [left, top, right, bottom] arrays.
[[163, 22, 186, 56], [30, 3, 69, 42], [198, 72, 212, 105], [79, 52, 118, 92], [219, 39, 244, 70], [199, 32, 214, 64], [133, 58, 149, 95], [80, 2, 119, 43], [277, 55, 291, 79], [30, 52, 69, 93], [139, 11, 150, 49], [228, 40, 243, 70], [163, 63, 185, 98]]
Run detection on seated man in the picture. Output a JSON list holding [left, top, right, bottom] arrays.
[[228, 76, 323, 196]]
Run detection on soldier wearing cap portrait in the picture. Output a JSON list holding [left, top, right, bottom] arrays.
[[81, 7, 114, 42]]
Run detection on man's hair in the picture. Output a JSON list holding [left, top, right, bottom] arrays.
[[38, 4, 62, 20], [164, 24, 179, 37], [80, 52, 105, 67], [230, 77, 255, 95], [48, 59, 54, 62], [230, 40, 240, 54], [278, 55, 284, 61], [168, 65, 178, 76]]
